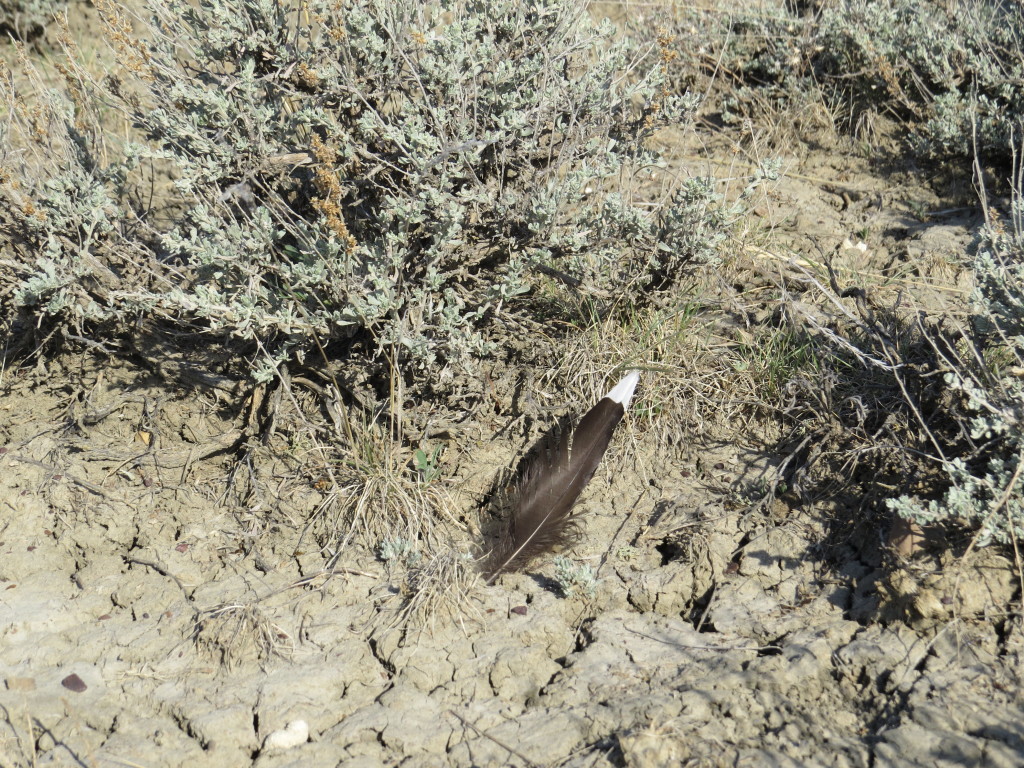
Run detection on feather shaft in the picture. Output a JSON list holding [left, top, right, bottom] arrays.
[[485, 371, 639, 583]]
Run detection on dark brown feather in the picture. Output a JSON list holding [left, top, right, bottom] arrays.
[[485, 382, 634, 584]]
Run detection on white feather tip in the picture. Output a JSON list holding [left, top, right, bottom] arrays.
[[605, 371, 640, 408]]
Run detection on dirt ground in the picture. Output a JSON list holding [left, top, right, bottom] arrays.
[[2, 3, 1024, 768]]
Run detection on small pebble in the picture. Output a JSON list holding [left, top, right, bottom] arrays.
[[61, 674, 87, 692], [262, 720, 309, 752]]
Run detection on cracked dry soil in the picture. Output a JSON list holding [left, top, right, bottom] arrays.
[[1, 310, 1023, 768]]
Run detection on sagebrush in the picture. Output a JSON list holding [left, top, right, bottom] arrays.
[[1, 0, 760, 390], [0, 0, 64, 40], [645, 0, 1024, 162], [886, 212, 1024, 546]]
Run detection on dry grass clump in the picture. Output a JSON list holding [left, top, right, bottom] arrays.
[[214, 365, 464, 558], [316, 418, 462, 554], [393, 545, 481, 633], [194, 601, 295, 668], [557, 260, 814, 451]]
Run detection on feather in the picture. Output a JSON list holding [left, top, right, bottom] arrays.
[[485, 371, 640, 584]]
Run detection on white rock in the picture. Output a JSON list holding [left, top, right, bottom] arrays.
[[261, 720, 309, 752]]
